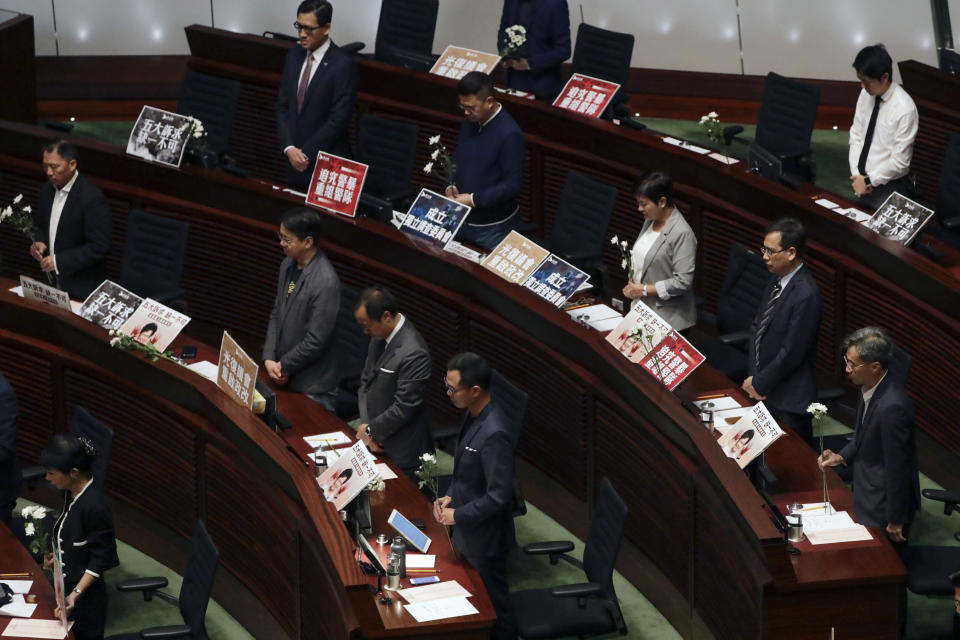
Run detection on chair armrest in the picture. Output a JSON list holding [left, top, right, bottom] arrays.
[[140, 625, 192, 639], [523, 540, 576, 565], [942, 216, 960, 230], [22, 465, 44, 483], [922, 488, 960, 516], [816, 387, 845, 404], [340, 42, 365, 55], [117, 577, 168, 592], [719, 330, 751, 345], [550, 582, 602, 599], [557, 248, 600, 264]]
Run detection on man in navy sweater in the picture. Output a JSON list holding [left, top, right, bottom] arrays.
[[446, 72, 526, 250]]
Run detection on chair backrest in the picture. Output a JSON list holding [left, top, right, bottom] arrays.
[[491, 369, 529, 448], [935, 132, 960, 223], [68, 406, 113, 492], [549, 170, 618, 260], [715, 243, 769, 335], [335, 284, 368, 382], [375, 0, 439, 63], [582, 478, 628, 595], [179, 520, 220, 639], [754, 72, 820, 159], [354, 114, 420, 198], [176, 69, 241, 154], [887, 344, 912, 389], [120, 208, 190, 300], [570, 23, 634, 107]]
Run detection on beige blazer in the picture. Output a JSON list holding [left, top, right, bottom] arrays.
[[632, 208, 698, 330]]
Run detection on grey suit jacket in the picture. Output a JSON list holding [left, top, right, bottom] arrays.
[[262, 252, 340, 397], [633, 208, 697, 330], [359, 317, 433, 473]]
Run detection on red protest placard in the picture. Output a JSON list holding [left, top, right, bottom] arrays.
[[552, 73, 620, 118], [637, 331, 705, 391], [305, 152, 368, 217]]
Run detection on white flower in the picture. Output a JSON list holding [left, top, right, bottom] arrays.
[[110, 337, 121, 347], [23, 205, 31, 213], [610, 235, 619, 245], [24, 522, 35, 536], [621, 240, 628, 250], [806, 402, 828, 416], [423, 161, 434, 174], [708, 111, 718, 118], [699, 115, 708, 123], [421, 453, 436, 463], [0, 206, 11, 221], [21, 505, 34, 518], [621, 258, 627, 269], [13, 194, 23, 204], [33, 508, 46, 519], [431, 149, 439, 160], [428, 135, 441, 146]]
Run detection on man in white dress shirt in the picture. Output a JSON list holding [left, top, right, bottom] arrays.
[[848, 44, 918, 209]]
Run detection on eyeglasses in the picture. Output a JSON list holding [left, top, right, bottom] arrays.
[[458, 102, 480, 114], [294, 22, 323, 33], [276, 231, 295, 246], [443, 379, 470, 395], [842, 356, 868, 370], [759, 246, 788, 257]]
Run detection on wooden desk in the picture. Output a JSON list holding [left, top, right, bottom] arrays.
[[0, 521, 74, 640]]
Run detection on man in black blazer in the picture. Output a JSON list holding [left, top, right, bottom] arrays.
[[435, 352, 517, 640], [30, 140, 111, 300], [354, 286, 433, 480], [276, 0, 356, 191], [498, 0, 571, 101], [0, 373, 21, 527], [820, 327, 920, 542], [263, 208, 340, 410], [743, 218, 822, 444]]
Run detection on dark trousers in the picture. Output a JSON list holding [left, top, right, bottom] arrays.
[[857, 175, 915, 210], [67, 578, 108, 640], [772, 409, 813, 446], [467, 554, 518, 640]]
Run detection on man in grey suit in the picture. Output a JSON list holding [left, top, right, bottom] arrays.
[[263, 208, 340, 410], [354, 286, 433, 479], [819, 327, 920, 544]]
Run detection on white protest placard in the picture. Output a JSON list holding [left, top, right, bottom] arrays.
[[78, 280, 143, 331], [118, 298, 190, 352], [19, 275, 71, 312], [605, 300, 673, 362], [126, 105, 194, 168], [716, 402, 784, 469], [316, 441, 380, 511], [430, 46, 501, 80]]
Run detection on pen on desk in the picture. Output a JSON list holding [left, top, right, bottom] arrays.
[[0, 572, 30, 577], [406, 569, 439, 573], [697, 393, 725, 400]]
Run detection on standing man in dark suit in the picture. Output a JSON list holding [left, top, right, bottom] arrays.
[[276, 0, 356, 191], [29, 140, 111, 300], [819, 327, 920, 543], [742, 217, 822, 444], [263, 208, 340, 411], [354, 285, 434, 480], [0, 372, 21, 528], [435, 352, 517, 640], [498, 0, 571, 101]]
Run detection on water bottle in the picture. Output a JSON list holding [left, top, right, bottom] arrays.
[[390, 535, 407, 578], [385, 553, 401, 591]]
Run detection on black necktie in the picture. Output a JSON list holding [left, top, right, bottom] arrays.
[[754, 282, 782, 369], [857, 96, 883, 176]]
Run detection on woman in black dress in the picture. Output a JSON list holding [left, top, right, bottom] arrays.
[[40, 433, 119, 640]]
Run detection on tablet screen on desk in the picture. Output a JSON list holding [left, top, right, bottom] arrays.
[[357, 533, 387, 575], [387, 508, 432, 553]]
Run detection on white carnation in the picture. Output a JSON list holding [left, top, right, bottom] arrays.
[[0, 206, 11, 221], [421, 453, 436, 463], [621, 258, 627, 269], [13, 194, 23, 204], [610, 235, 619, 245], [708, 111, 718, 118], [423, 161, 434, 174], [110, 337, 121, 347], [431, 149, 439, 160], [23, 205, 31, 213], [428, 135, 441, 145], [24, 522, 35, 536]]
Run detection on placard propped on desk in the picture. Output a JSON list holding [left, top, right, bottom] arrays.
[[716, 402, 783, 469], [19, 276, 71, 312], [119, 298, 190, 352], [553, 73, 620, 118], [78, 280, 143, 331], [481, 230, 549, 284], [521, 254, 590, 307], [400, 189, 470, 250], [305, 152, 367, 218], [430, 46, 501, 80], [317, 440, 380, 511], [217, 331, 258, 410], [864, 191, 934, 246], [637, 331, 705, 391], [126, 105, 194, 169], [605, 300, 673, 362]]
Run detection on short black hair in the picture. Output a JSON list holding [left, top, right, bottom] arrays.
[[356, 285, 399, 319], [447, 352, 492, 391], [140, 322, 158, 335], [457, 71, 493, 100], [39, 433, 96, 474], [765, 217, 807, 258], [280, 207, 324, 244], [43, 139, 79, 162], [853, 44, 893, 80], [842, 326, 895, 369], [297, 0, 332, 25], [634, 171, 674, 206], [737, 429, 755, 444]]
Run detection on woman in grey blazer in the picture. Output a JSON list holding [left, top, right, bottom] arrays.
[[621, 172, 698, 331]]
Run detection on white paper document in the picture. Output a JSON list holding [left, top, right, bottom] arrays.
[[404, 596, 479, 623], [375, 463, 398, 480], [0, 581, 33, 594], [707, 152, 739, 165], [398, 580, 472, 604], [693, 396, 742, 412], [405, 553, 436, 569], [589, 316, 623, 332], [814, 198, 840, 209], [186, 360, 219, 381], [833, 207, 873, 223], [662, 137, 711, 154], [1, 618, 73, 638], [805, 525, 873, 545], [445, 241, 483, 264], [711, 407, 752, 434], [303, 432, 353, 449], [800, 511, 856, 533], [0, 594, 38, 618]]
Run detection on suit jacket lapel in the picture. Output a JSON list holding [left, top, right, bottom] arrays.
[[455, 408, 487, 466], [640, 208, 678, 279], [299, 46, 333, 118]]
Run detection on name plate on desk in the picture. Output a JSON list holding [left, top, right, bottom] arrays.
[[553, 73, 620, 118], [19, 275, 71, 312], [400, 189, 470, 250], [864, 191, 934, 246], [217, 331, 258, 410], [305, 152, 367, 218], [430, 46, 501, 80], [126, 105, 193, 169], [481, 230, 549, 284]]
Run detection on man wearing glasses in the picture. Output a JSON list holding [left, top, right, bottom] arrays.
[[276, 0, 356, 191], [819, 327, 919, 544], [445, 71, 526, 250], [742, 217, 822, 444]]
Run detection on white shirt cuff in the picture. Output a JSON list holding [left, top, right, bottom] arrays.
[[283, 145, 294, 155], [654, 280, 670, 300], [84, 569, 101, 579]]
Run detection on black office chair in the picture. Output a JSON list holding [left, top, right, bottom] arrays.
[[374, 0, 439, 71], [118, 209, 190, 307], [510, 478, 629, 638], [694, 243, 769, 382], [569, 23, 634, 117], [929, 132, 960, 249], [22, 405, 115, 490], [334, 284, 367, 420], [108, 520, 220, 640], [176, 69, 241, 167], [354, 114, 420, 221]]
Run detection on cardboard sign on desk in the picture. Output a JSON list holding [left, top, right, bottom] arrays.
[[521, 254, 589, 307], [317, 441, 380, 511], [119, 298, 190, 352], [19, 276, 71, 312], [864, 191, 934, 246], [400, 189, 470, 250], [716, 402, 783, 469], [637, 331, 705, 391], [553, 73, 620, 118], [481, 231, 549, 284], [430, 46, 501, 80], [217, 331, 258, 410], [605, 300, 673, 362], [305, 152, 367, 218], [78, 280, 142, 331], [126, 105, 193, 169]]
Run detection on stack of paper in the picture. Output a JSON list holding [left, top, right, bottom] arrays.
[[1, 618, 73, 638], [404, 596, 479, 622], [398, 580, 471, 604], [787, 503, 874, 545], [662, 137, 711, 155], [303, 432, 352, 449], [566, 303, 623, 332], [0, 594, 38, 618]]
